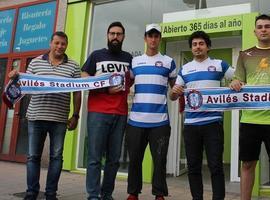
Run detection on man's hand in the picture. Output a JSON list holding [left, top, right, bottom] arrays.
[[108, 85, 124, 94], [170, 84, 184, 101], [229, 80, 244, 92], [67, 115, 79, 131], [8, 69, 19, 79]]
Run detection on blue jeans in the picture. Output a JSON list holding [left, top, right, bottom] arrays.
[[86, 112, 127, 200], [26, 120, 67, 198]]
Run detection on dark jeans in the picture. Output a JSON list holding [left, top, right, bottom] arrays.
[[184, 122, 225, 200], [86, 112, 127, 200], [126, 124, 171, 196], [26, 120, 67, 198]]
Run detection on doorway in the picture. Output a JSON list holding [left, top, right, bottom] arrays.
[[166, 37, 241, 180], [0, 56, 36, 162]]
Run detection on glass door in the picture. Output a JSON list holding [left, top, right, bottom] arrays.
[[0, 56, 34, 162], [15, 57, 34, 156], [177, 52, 191, 175], [165, 40, 190, 176], [0, 58, 9, 157], [0, 58, 23, 161]]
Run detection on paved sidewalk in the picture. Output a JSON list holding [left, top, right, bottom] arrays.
[[0, 161, 269, 200]]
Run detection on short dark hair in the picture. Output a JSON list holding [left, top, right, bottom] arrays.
[[51, 31, 68, 43], [188, 31, 211, 48], [107, 21, 125, 34], [255, 14, 270, 25]]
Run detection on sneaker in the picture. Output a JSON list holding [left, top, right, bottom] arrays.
[[155, 196, 165, 200], [127, 194, 139, 200]]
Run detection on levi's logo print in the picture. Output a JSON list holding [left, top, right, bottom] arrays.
[[96, 61, 129, 75]]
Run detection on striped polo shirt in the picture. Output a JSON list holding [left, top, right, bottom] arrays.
[[26, 53, 81, 123], [176, 57, 234, 125], [128, 53, 177, 128]]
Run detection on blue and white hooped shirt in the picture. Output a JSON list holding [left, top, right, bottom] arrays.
[[176, 57, 234, 125], [128, 53, 177, 128]]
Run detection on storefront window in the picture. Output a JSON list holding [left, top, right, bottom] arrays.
[[259, 0, 270, 14], [90, 0, 151, 57], [89, 0, 269, 57]]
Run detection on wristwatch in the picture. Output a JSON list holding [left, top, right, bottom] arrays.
[[72, 113, 80, 119]]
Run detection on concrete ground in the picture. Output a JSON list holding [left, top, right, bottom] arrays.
[[0, 161, 269, 200]]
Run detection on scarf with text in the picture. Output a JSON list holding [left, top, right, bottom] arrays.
[[2, 73, 124, 108]]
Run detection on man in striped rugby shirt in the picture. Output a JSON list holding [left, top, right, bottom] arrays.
[[170, 31, 234, 200]]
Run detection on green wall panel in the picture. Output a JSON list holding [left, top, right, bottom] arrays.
[[242, 13, 258, 50], [65, 1, 88, 65], [63, 1, 90, 170]]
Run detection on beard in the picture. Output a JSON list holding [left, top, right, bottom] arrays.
[[107, 39, 123, 54]]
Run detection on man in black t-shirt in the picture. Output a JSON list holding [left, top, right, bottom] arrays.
[[81, 22, 132, 200]]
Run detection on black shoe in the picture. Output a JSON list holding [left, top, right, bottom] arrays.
[[102, 196, 114, 200], [23, 193, 37, 200], [46, 195, 58, 200]]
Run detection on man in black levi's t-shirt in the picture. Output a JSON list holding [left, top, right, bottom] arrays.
[[81, 22, 132, 200]]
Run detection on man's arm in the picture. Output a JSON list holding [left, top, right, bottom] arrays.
[[168, 78, 175, 88], [229, 80, 245, 92], [169, 84, 184, 101], [8, 59, 34, 78], [68, 63, 82, 131], [229, 52, 246, 91], [169, 77, 184, 101], [8, 69, 19, 79], [73, 91, 81, 117], [223, 65, 235, 81], [67, 91, 81, 130], [169, 64, 185, 101], [81, 71, 90, 77]]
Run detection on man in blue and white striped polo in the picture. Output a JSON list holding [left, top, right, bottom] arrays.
[[126, 24, 177, 200], [170, 31, 234, 200]]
